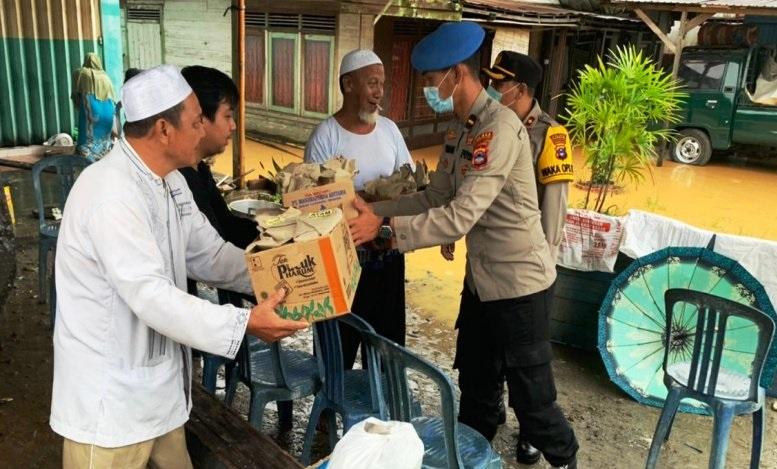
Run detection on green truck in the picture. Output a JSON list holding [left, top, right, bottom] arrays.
[[672, 46, 777, 165]]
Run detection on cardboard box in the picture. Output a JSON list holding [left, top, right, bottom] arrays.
[[245, 216, 361, 323], [282, 180, 358, 220]]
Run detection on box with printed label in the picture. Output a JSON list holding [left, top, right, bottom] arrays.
[[282, 180, 358, 220], [245, 217, 361, 323]]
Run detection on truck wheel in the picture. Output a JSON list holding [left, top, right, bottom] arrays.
[[672, 129, 712, 165]]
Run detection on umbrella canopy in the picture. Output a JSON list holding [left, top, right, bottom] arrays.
[[599, 245, 777, 414]]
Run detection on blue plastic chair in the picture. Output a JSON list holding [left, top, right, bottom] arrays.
[[31, 155, 90, 325], [198, 289, 244, 395], [300, 314, 385, 465], [193, 287, 280, 423], [360, 328, 502, 469], [224, 332, 320, 433], [646, 288, 775, 469], [201, 350, 236, 394]]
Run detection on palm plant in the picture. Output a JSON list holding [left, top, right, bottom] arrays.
[[564, 45, 686, 213]]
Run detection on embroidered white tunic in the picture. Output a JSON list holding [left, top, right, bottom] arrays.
[[50, 139, 252, 447]]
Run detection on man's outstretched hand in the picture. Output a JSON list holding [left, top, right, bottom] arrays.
[[246, 289, 308, 342], [348, 197, 382, 246], [440, 243, 455, 261]]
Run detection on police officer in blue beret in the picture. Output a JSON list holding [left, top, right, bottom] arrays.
[[348, 21, 578, 469]]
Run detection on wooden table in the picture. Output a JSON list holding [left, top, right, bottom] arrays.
[[186, 384, 304, 469], [0, 145, 73, 170]]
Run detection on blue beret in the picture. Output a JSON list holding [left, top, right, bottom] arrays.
[[411, 22, 486, 73]]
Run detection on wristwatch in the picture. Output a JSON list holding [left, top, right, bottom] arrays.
[[377, 217, 393, 244]]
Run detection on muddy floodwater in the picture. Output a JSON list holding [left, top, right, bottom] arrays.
[[213, 140, 777, 325]]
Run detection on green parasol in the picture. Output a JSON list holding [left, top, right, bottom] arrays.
[[598, 243, 777, 414]]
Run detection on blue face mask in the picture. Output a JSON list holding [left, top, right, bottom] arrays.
[[423, 68, 457, 114], [486, 85, 503, 102], [486, 83, 520, 106]]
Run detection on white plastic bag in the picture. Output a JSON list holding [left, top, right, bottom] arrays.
[[558, 209, 624, 273], [747, 53, 777, 106], [327, 418, 424, 469]]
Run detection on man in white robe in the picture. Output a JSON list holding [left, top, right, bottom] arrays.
[[50, 65, 307, 468]]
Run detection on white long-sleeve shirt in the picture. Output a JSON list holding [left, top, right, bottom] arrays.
[[50, 138, 252, 447]]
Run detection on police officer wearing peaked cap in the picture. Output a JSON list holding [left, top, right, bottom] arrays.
[[347, 22, 579, 469], [482, 51, 574, 263]]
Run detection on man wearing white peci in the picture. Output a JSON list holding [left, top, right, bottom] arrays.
[[51, 64, 306, 469]]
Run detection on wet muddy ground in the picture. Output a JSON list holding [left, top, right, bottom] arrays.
[[2, 144, 777, 467], [2, 219, 777, 468], [0, 229, 777, 469]]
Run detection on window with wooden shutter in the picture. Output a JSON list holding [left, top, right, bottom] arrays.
[[246, 28, 265, 105], [245, 11, 335, 117], [302, 35, 334, 117], [269, 32, 299, 112]]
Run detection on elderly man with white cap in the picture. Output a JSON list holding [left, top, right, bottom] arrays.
[[50, 64, 306, 468], [304, 49, 413, 370]]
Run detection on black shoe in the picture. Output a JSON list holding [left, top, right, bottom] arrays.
[[497, 401, 507, 425], [516, 440, 542, 465]]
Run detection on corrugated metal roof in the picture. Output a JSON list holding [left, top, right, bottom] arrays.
[[466, 0, 577, 16], [464, 0, 642, 26], [610, 0, 777, 8]]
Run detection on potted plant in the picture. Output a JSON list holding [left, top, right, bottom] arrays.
[[549, 45, 685, 349], [566, 45, 685, 213]]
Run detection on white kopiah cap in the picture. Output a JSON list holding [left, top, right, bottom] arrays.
[[121, 64, 193, 123], [339, 49, 382, 77]]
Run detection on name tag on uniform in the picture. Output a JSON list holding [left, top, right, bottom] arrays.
[[445, 145, 455, 154]]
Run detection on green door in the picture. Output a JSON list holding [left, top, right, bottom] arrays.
[[677, 56, 738, 149], [731, 95, 777, 146]]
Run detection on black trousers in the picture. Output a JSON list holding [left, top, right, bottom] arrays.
[[340, 254, 406, 369], [455, 283, 578, 467]]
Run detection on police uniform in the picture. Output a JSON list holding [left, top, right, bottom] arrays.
[[483, 51, 574, 262], [524, 100, 573, 261], [373, 22, 578, 468]]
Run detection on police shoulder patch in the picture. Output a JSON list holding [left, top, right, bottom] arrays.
[[472, 131, 494, 148], [537, 125, 574, 184], [550, 131, 568, 160], [472, 146, 489, 170]]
